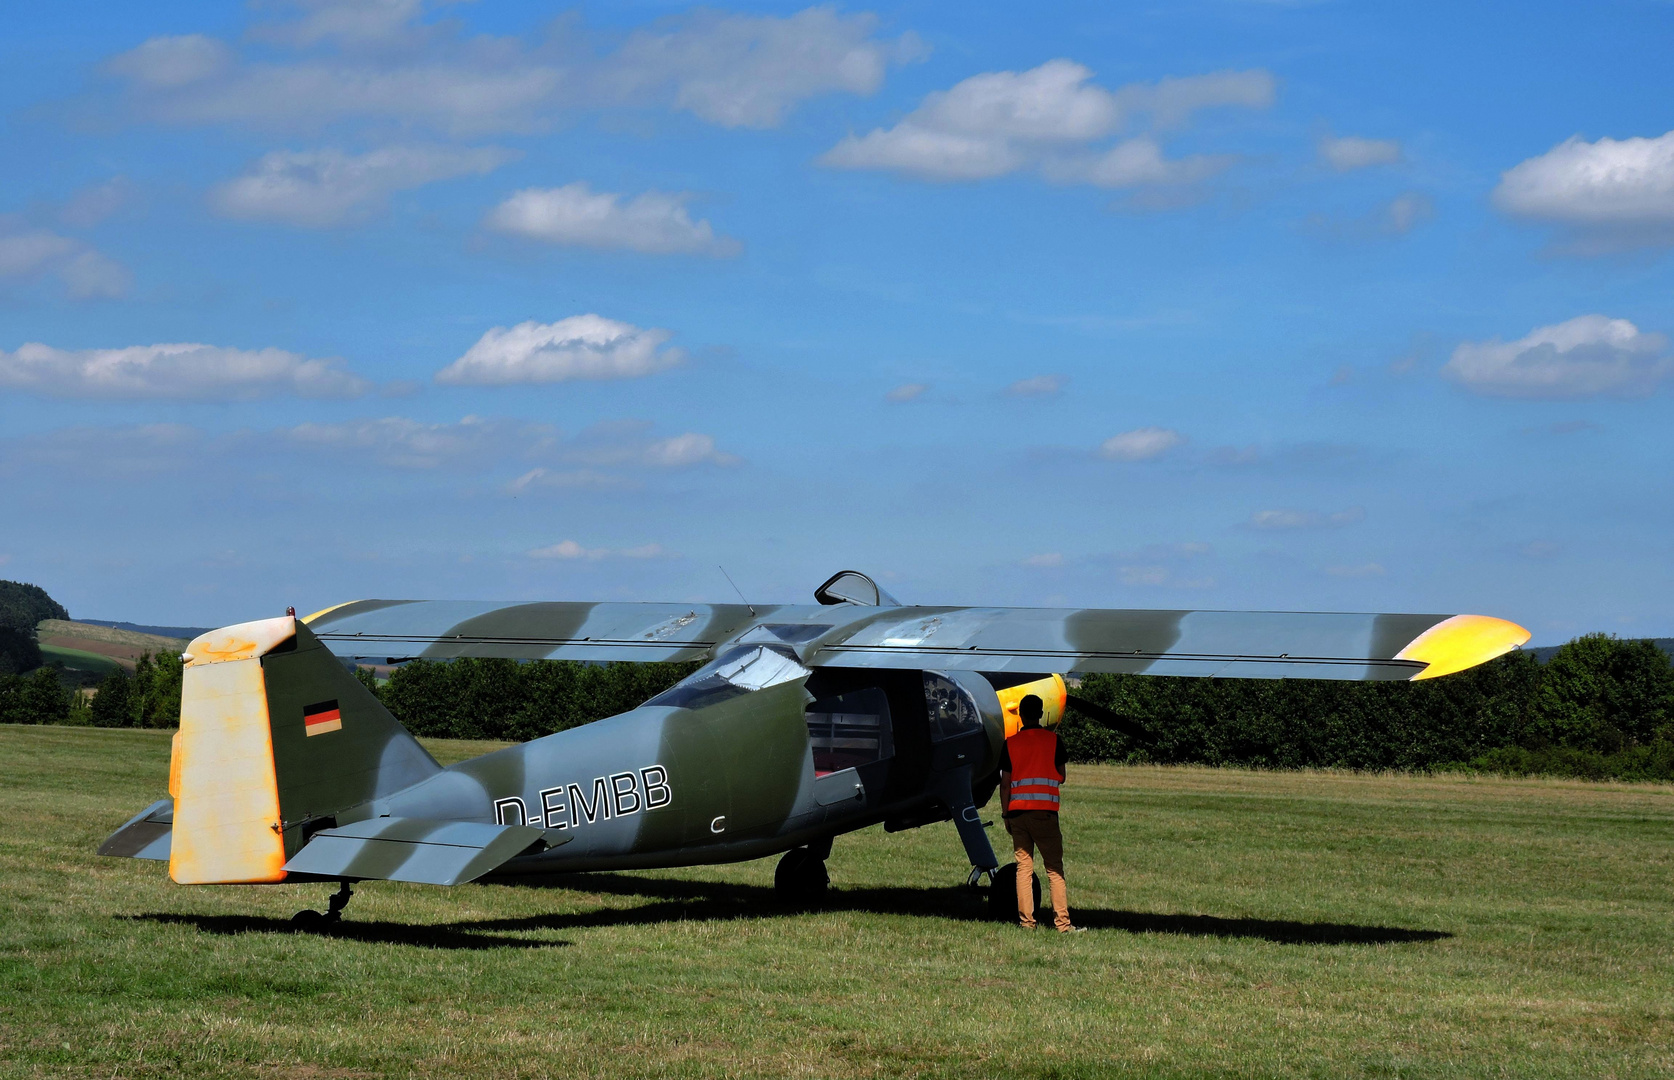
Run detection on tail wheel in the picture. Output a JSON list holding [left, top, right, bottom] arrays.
[[774, 846, 830, 906], [987, 862, 1042, 923]]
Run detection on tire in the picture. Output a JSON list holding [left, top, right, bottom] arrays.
[[290, 909, 328, 932], [774, 847, 830, 906], [987, 862, 1042, 923]]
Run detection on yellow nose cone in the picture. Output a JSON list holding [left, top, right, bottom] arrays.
[[1396, 614, 1531, 680]]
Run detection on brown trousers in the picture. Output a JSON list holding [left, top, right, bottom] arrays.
[[1007, 810, 1072, 931]]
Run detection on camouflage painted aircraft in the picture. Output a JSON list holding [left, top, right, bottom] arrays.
[[101, 571, 1529, 925]]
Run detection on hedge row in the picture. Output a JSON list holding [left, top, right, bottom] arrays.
[[10, 632, 1672, 783]]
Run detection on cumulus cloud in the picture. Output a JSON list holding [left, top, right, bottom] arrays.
[[1443, 315, 1672, 399], [508, 419, 738, 491], [885, 382, 929, 403], [484, 183, 739, 256], [1006, 374, 1065, 397], [1494, 131, 1674, 233], [211, 145, 514, 227], [607, 7, 924, 129], [1318, 134, 1401, 171], [284, 415, 557, 468], [104, 6, 916, 135], [0, 227, 131, 299], [437, 315, 683, 385], [0, 341, 369, 399], [1248, 506, 1365, 530], [821, 60, 1270, 190], [528, 540, 666, 560], [1099, 426, 1183, 461]]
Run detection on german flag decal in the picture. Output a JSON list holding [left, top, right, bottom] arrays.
[[303, 699, 342, 736]]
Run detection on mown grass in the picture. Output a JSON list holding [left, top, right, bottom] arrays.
[[35, 643, 123, 676], [1, 724, 1670, 1079]]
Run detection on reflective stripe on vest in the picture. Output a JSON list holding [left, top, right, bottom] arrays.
[[1005, 727, 1063, 813]]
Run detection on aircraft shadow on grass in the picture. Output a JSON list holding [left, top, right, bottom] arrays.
[[122, 877, 1450, 949], [466, 873, 1453, 946], [123, 913, 570, 951]]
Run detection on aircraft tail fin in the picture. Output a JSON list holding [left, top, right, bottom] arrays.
[[165, 615, 442, 885]]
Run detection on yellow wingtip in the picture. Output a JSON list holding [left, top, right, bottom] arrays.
[[300, 600, 362, 625], [1396, 614, 1531, 681]]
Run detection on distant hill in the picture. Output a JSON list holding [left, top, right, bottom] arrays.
[[35, 620, 191, 674], [76, 619, 213, 640], [1524, 638, 1674, 663]]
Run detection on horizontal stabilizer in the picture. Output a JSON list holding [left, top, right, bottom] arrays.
[[98, 798, 173, 862], [281, 817, 563, 886]]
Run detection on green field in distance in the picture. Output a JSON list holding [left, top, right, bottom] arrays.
[[36, 642, 124, 676], [1, 724, 1669, 1079]]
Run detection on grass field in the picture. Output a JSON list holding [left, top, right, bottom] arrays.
[[2, 724, 1671, 1079], [34, 643, 123, 677]]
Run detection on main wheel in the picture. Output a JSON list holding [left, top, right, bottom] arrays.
[[987, 862, 1042, 923], [774, 847, 830, 906], [290, 909, 329, 931]]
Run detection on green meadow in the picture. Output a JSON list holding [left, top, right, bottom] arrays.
[[1, 723, 1670, 1079]]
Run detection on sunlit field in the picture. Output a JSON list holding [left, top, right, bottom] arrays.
[[2, 724, 1670, 1079]]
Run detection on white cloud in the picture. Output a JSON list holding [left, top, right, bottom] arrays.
[[485, 183, 740, 256], [640, 433, 736, 467], [284, 415, 557, 469], [105, 7, 916, 135], [0, 341, 369, 399], [59, 178, 133, 229], [1006, 374, 1065, 397], [211, 145, 515, 227], [1044, 136, 1231, 189], [1384, 192, 1433, 234], [608, 7, 923, 129], [0, 228, 131, 299], [1022, 552, 1064, 567], [822, 61, 1270, 188], [886, 382, 929, 403], [1099, 426, 1183, 461], [437, 315, 684, 385], [0, 423, 202, 476], [1248, 506, 1365, 530], [528, 540, 666, 560], [1318, 134, 1401, 171], [1113, 70, 1276, 128], [106, 34, 233, 88], [1443, 315, 1672, 399], [1494, 131, 1674, 228]]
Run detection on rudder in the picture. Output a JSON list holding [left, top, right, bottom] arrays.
[[169, 615, 441, 884]]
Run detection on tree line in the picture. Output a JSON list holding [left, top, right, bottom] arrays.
[[5, 626, 1671, 782]]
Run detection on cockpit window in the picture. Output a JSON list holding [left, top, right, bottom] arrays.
[[645, 644, 810, 711]]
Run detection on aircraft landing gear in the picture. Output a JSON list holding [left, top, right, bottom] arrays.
[[986, 862, 1041, 923], [291, 881, 353, 931], [775, 837, 832, 906]]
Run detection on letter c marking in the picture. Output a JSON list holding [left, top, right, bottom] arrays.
[[710, 815, 726, 834]]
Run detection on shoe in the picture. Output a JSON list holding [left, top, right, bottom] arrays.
[[1058, 925, 1086, 933]]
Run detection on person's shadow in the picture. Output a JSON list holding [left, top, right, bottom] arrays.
[[125, 873, 1450, 948]]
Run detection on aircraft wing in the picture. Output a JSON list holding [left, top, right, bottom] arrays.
[[306, 599, 1528, 681]]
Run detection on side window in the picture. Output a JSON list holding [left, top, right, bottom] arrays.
[[923, 672, 980, 741], [805, 687, 893, 775]]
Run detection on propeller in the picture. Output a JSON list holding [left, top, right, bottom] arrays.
[[1064, 694, 1155, 745]]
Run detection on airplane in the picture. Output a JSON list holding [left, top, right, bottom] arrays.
[[99, 570, 1530, 927]]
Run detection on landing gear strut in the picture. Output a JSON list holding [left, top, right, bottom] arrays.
[[775, 837, 832, 906], [291, 881, 353, 930]]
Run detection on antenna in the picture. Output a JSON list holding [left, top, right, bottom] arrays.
[[718, 566, 755, 616]]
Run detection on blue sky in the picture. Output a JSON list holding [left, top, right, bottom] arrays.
[[1, 1, 1670, 643]]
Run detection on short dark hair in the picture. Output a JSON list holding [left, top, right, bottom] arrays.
[[1019, 694, 1044, 724]]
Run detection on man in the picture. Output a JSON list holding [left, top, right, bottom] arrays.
[[998, 694, 1080, 932]]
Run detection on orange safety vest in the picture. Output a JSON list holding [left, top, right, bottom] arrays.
[[1005, 727, 1063, 813]]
